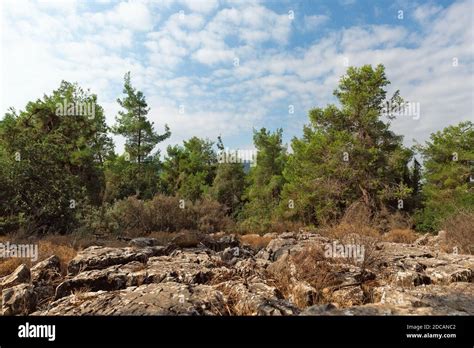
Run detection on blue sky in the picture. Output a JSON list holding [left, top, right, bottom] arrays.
[[0, 0, 472, 155]]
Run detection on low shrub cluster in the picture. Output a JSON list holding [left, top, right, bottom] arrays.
[[79, 194, 232, 237]]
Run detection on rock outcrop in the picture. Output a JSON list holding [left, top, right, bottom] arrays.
[[0, 231, 471, 316]]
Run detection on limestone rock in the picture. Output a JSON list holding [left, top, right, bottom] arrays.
[[2, 284, 37, 315], [67, 246, 169, 275], [34, 282, 226, 315], [0, 264, 30, 291], [129, 237, 160, 248], [5, 230, 472, 316], [31, 255, 61, 285]]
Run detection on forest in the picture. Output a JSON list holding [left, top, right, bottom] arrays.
[[0, 64, 472, 246]]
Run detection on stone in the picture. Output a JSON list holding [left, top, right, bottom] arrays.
[[34, 282, 227, 316], [6, 231, 471, 316], [67, 246, 169, 275], [129, 237, 160, 248], [0, 264, 30, 291], [31, 255, 61, 284], [2, 284, 37, 315], [215, 234, 240, 251]]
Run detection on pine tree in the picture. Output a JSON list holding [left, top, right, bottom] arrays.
[[415, 121, 474, 231], [240, 128, 287, 231], [211, 136, 246, 216], [280, 64, 413, 225], [112, 72, 170, 197], [114, 72, 170, 166]]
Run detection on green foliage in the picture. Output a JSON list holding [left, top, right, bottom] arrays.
[[280, 64, 414, 225], [210, 136, 246, 217], [0, 81, 113, 234], [110, 72, 170, 199], [1, 67, 470, 237], [113, 72, 170, 165], [415, 121, 474, 232], [103, 153, 163, 201], [80, 195, 231, 235], [160, 137, 217, 201], [239, 128, 287, 231]]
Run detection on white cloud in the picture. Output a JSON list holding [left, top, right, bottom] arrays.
[[413, 3, 442, 24], [178, 0, 218, 14], [303, 14, 329, 31], [193, 47, 235, 65], [1, 0, 472, 156], [89, 1, 156, 31]]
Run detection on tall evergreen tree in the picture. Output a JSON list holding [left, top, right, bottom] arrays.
[[415, 121, 474, 231], [280, 64, 413, 225], [210, 136, 246, 216], [113, 72, 170, 165], [240, 128, 287, 230], [112, 72, 170, 198], [160, 137, 217, 201], [0, 81, 113, 233]]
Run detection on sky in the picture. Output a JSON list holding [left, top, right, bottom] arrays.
[[0, 0, 473, 156]]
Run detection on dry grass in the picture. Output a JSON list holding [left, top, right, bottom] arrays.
[[0, 235, 77, 277], [148, 231, 175, 245], [239, 234, 273, 249], [442, 210, 474, 255], [319, 222, 380, 240], [383, 229, 419, 244], [0, 258, 25, 277], [268, 242, 381, 309], [268, 246, 340, 308], [38, 240, 77, 275]]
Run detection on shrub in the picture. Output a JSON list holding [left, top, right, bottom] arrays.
[[268, 246, 340, 308], [192, 198, 233, 233], [442, 210, 474, 254], [78, 194, 232, 236], [383, 229, 419, 244], [239, 234, 273, 249], [146, 195, 193, 232]]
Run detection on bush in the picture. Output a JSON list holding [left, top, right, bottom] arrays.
[[442, 210, 474, 254], [192, 198, 233, 233], [383, 229, 419, 244], [146, 195, 193, 232], [77, 194, 231, 236]]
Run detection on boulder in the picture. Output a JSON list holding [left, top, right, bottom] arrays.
[[214, 234, 240, 251], [7, 231, 473, 316], [0, 264, 30, 291], [34, 282, 227, 316], [218, 246, 254, 265], [67, 246, 169, 275], [55, 264, 135, 300], [31, 255, 61, 284], [129, 237, 160, 248], [2, 284, 37, 315]]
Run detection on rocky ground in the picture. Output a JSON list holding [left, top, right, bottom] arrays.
[[0, 231, 472, 316]]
